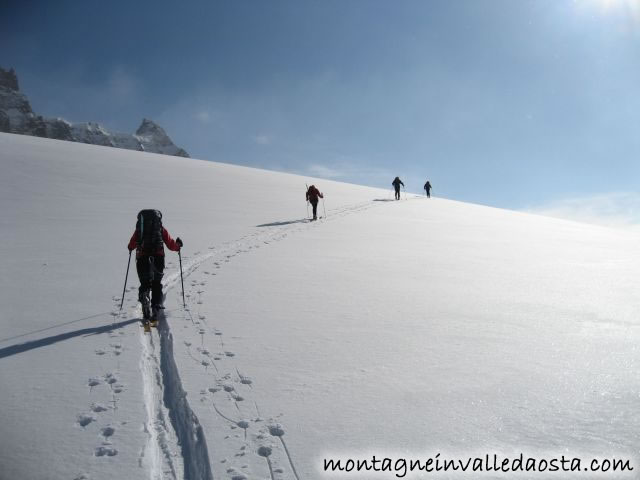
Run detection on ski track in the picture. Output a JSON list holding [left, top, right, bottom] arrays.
[[100, 197, 414, 479], [139, 320, 181, 479]]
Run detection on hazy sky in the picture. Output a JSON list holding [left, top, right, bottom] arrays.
[[3, 0, 640, 218]]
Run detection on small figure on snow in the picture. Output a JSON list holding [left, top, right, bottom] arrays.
[[424, 180, 432, 198], [127, 209, 182, 328], [392, 177, 404, 200], [306, 185, 324, 221]]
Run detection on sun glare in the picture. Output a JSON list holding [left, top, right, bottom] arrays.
[[594, 0, 640, 14], [576, 0, 640, 23]]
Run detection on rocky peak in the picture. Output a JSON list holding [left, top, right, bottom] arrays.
[[0, 67, 189, 157], [135, 118, 168, 139], [0, 68, 19, 91]]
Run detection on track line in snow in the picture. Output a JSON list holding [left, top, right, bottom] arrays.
[[139, 322, 181, 479], [161, 198, 391, 292], [134, 198, 400, 479], [155, 315, 214, 480]]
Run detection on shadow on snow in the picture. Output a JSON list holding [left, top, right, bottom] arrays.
[[0, 318, 139, 359], [256, 218, 309, 227]]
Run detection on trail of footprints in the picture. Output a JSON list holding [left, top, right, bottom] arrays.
[[75, 199, 385, 477], [166, 200, 385, 478], [177, 265, 300, 480], [76, 292, 137, 469]]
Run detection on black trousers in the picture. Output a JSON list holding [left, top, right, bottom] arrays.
[[394, 187, 400, 200], [136, 255, 165, 306], [310, 200, 318, 218]]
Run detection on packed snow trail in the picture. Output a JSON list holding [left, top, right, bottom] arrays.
[[139, 320, 182, 479], [129, 196, 402, 480], [160, 197, 414, 293], [156, 314, 213, 480], [146, 197, 417, 479]]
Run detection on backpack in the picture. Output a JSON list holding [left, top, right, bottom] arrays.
[[136, 209, 163, 253], [307, 185, 319, 202]]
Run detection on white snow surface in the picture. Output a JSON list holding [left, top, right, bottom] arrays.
[[1, 132, 639, 480]]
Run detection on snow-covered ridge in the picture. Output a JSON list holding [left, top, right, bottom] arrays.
[[0, 67, 189, 157]]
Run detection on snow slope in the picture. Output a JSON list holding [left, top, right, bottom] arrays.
[[1, 132, 639, 480]]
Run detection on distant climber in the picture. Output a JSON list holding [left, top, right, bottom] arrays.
[[392, 177, 404, 200], [127, 209, 182, 328], [306, 185, 324, 221], [424, 180, 432, 198]]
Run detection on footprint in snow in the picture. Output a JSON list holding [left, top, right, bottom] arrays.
[[94, 349, 106, 356], [225, 351, 235, 357], [94, 446, 118, 457], [77, 414, 96, 427], [88, 378, 101, 388], [100, 426, 115, 438], [112, 385, 124, 394], [91, 403, 108, 413], [258, 446, 272, 457], [237, 420, 249, 430], [104, 373, 117, 385], [268, 424, 285, 437]]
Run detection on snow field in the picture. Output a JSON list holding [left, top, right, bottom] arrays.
[[1, 132, 639, 480]]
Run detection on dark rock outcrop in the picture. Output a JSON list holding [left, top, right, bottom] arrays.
[[0, 67, 189, 157]]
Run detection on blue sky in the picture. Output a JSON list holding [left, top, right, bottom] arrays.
[[2, 0, 640, 217]]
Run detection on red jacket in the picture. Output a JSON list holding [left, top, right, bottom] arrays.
[[306, 185, 324, 203], [128, 227, 180, 257]]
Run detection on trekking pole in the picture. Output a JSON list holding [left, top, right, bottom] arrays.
[[322, 197, 326, 218], [119, 251, 132, 311], [305, 184, 310, 219], [178, 250, 186, 308]]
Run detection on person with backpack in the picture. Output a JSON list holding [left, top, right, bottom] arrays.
[[127, 209, 182, 328], [306, 185, 324, 221], [392, 177, 404, 200], [424, 180, 432, 198]]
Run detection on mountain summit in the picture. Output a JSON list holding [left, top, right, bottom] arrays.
[[135, 118, 189, 157], [0, 67, 189, 157]]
